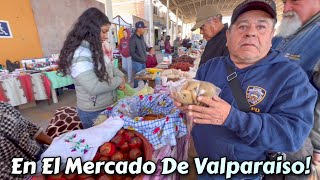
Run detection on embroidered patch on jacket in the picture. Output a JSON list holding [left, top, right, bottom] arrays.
[[285, 53, 301, 61], [246, 86, 267, 107]]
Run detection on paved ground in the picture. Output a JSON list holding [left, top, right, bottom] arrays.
[[20, 90, 77, 130]]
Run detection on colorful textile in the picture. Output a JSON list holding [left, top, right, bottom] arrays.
[[102, 93, 187, 150], [0, 102, 42, 180], [118, 26, 125, 44], [46, 106, 83, 139], [0, 81, 8, 102], [40, 74, 51, 101], [37, 116, 124, 173], [17, 75, 34, 102], [43, 71, 73, 89]]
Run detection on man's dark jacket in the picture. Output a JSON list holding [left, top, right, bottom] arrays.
[[129, 33, 147, 63], [199, 24, 229, 67]]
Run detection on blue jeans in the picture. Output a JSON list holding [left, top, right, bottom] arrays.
[[77, 108, 104, 129], [121, 56, 133, 83], [132, 61, 146, 88]]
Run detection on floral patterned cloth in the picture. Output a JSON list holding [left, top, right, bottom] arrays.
[[36, 116, 124, 173], [102, 93, 188, 150]]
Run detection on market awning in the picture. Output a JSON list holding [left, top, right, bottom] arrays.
[[159, 0, 285, 23]]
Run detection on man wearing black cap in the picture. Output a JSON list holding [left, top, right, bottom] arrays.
[[173, 0, 316, 179], [130, 21, 148, 88]]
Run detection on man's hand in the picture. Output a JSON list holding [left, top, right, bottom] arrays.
[[171, 94, 189, 113], [187, 96, 231, 125], [313, 152, 320, 165]]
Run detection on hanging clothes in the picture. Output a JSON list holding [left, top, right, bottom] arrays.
[[118, 26, 125, 42]]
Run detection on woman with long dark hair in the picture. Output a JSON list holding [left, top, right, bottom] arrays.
[[58, 8, 125, 128]]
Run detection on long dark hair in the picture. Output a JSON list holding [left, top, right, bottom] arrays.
[[58, 7, 111, 82]]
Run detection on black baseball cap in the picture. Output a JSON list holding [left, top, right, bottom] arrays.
[[231, 0, 277, 24], [135, 21, 147, 29]]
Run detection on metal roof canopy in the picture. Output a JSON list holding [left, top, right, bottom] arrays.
[[159, 0, 284, 23]]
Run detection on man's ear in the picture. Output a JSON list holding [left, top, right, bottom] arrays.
[[271, 28, 276, 37], [226, 29, 230, 47], [212, 18, 218, 23]]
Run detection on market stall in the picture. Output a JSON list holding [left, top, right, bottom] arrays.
[[0, 72, 51, 107], [134, 48, 202, 89], [29, 47, 205, 180], [42, 71, 73, 103], [22, 56, 74, 103], [32, 93, 189, 180]]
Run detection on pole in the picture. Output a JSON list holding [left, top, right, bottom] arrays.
[[175, 9, 178, 39], [166, 0, 170, 36], [105, 0, 115, 49], [181, 16, 184, 38]]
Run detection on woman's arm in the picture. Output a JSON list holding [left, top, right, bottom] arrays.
[[36, 132, 53, 145]]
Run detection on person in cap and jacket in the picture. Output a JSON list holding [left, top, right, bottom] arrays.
[[130, 21, 148, 88], [187, 6, 230, 179], [269, 0, 320, 179], [173, 0, 317, 179], [191, 6, 229, 67]]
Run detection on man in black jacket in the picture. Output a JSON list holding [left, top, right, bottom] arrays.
[[191, 6, 229, 67], [130, 21, 148, 87]]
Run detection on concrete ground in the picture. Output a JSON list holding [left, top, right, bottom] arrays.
[[20, 89, 77, 130]]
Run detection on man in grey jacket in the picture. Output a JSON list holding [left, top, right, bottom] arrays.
[[130, 21, 148, 87]]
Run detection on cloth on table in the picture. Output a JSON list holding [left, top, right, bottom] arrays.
[[30, 73, 51, 101], [37, 116, 124, 173], [0, 81, 8, 102], [102, 93, 187, 150], [43, 71, 73, 89], [40, 74, 51, 100], [1, 76, 28, 106], [17, 75, 34, 102]]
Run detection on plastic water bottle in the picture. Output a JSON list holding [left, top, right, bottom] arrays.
[[154, 72, 161, 93], [155, 72, 161, 86]]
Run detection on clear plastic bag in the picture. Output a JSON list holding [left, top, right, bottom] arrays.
[[116, 97, 140, 119], [169, 79, 221, 106], [133, 84, 154, 96], [116, 83, 136, 100]]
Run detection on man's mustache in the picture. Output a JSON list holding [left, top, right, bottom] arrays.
[[283, 11, 297, 18]]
